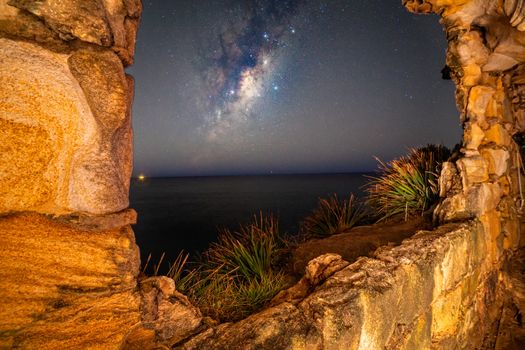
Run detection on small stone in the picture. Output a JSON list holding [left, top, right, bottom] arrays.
[[137, 276, 203, 348], [304, 253, 349, 286], [457, 156, 489, 188], [462, 64, 482, 86], [481, 148, 509, 177], [484, 53, 520, 72], [467, 183, 502, 216], [434, 194, 472, 223], [467, 86, 495, 122], [439, 162, 462, 198], [465, 123, 484, 150], [484, 124, 512, 146]]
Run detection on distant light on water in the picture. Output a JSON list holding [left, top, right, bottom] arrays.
[[138, 174, 146, 181]]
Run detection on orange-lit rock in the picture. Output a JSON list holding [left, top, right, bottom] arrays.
[[457, 156, 490, 187], [178, 224, 510, 349], [0, 37, 132, 215], [0, 213, 141, 349], [7, 0, 141, 65], [124, 277, 204, 349], [481, 148, 510, 177], [0, 0, 142, 348]]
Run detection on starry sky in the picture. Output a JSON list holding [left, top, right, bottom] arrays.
[[127, 0, 462, 177]]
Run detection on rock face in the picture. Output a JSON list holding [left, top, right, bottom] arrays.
[[179, 223, 507, 349], [422, 0, 525, 244], [124, 277, 204, 349], [0, 213, 141, 349], [0, 37, 133, 215], [0, 0, 143, 348]]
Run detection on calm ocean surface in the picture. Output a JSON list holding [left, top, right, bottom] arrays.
[[130, 173, 371, 264]]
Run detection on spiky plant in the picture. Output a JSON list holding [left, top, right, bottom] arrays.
[[365, 144, 450, 221], [196, 269, 286, 322], [141, 213, 286, 322], [233, 270, 286, 317], [186, 212, 286, 322], [203, 212, 280, 280], [299, 194, 366, 238]]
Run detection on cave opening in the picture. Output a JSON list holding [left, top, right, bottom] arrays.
[[2, 0, 525, 347], [127, 0, 462, 270]]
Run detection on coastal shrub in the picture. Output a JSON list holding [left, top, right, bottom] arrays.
[[203, 213, 280, 280], [179, 213, 286, 322], [365, 144, 451, 221], [196, 269, 285, 321], [299, 194, 366, 237]]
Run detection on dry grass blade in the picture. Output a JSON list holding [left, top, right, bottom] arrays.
[[141, 253, 152, 275], [153, 252, 165, 276]]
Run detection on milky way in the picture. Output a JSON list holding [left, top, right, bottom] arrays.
[[200, 0, 305, 142], [129, 0, 462, 176]]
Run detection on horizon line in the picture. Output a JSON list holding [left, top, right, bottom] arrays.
[[132, 170, 378, 179]]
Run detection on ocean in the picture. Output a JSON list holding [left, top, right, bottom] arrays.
[[130, 173, 371, 265]]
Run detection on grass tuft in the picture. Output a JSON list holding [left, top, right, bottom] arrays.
[[299, 193, 366, 237], [148, 212, 286, 322], [195, 269, 286, 321], [203, 213, 280, 280], [365, 144, 450, 221]]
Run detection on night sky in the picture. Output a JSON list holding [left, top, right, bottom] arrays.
[[128, 0, 462, 177]]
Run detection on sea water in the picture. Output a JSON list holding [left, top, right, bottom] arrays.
[[130, 173, 371, 265]]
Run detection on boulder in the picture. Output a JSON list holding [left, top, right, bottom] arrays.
[[0, 38, 132, 215], [124, 277, 204, 349], [0, 213, 141, 349]]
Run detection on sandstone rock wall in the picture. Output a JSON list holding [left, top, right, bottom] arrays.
[[178, 223, 505, 349], [0, 0, 139, 215], [405, 0, 525, 254], [0, 0, 144, 348]]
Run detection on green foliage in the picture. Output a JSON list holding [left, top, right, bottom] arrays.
[[299, 194, 366, 237], [151, 213, 286, 322], [365, 144, 451, 221], [203, 213, 280, 280], [195, 269, 286, 321]]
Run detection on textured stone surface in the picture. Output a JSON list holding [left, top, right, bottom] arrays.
[[292, 217, 431, 275], [0, 38, 132, 215], [0, 1, 142, 349], [271, 254, 350, 307], [304, 253, 350, 286], [0, 0, 64, 46], [179, 223, 508, 349], [481, 148, 510, 177], [7, 0, 142, 65], [124, 277, 204, 349], [495, 246, 525, 349], [457, 156, 490, 187], [403, 1, 524, 348], [0, 213, 141, 349]]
